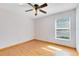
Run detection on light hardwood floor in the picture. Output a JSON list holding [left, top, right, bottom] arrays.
[[0, 39, 78, 56]]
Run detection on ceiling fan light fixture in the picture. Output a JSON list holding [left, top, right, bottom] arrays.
[[25, 3, 48, 16]]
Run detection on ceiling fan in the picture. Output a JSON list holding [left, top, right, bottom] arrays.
[[25, 3, 48, 16]]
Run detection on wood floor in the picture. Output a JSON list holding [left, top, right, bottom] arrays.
[[0, 39, 78, 56]]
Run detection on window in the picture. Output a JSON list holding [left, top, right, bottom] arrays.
[[55, 16, 71, 40]]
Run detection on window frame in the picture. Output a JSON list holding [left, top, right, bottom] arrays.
[[55, 16, 71, 40]]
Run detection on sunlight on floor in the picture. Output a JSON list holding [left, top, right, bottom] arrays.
[[41, 47, 54, 52], [54, 50, 71, 56], [48, 46, 62, 51], [41, 46, 72, 56], [48, 46, 72, 56]]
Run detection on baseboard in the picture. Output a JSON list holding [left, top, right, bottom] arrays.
[[0, 39, 33, 50], [34, 38, 76, 49]]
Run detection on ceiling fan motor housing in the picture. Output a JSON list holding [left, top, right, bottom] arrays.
[[34, 4, 39, 10]]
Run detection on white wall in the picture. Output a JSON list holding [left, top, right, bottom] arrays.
[[76, 5, 79, 52], [35, 9, 76, 48], [0, 9, 34, 48], [0, 7, 76, 49]]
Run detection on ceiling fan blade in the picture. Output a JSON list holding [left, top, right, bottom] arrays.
[[25, 9, 33, 12], [39, 3, 48, 8], [27, 3, 34, 7], [39, 9, 47, 14]]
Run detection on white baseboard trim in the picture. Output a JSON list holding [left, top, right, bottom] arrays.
[[0, 39, 33, 50], [35, 38, 75, 48]]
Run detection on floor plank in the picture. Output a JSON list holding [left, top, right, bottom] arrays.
[[0, 39, 78, 56]]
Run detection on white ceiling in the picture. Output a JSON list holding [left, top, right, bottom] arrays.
[[0, 3, 78, 19]]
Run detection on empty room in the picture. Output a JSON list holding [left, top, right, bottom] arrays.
[[0, 3, 79, 56]]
